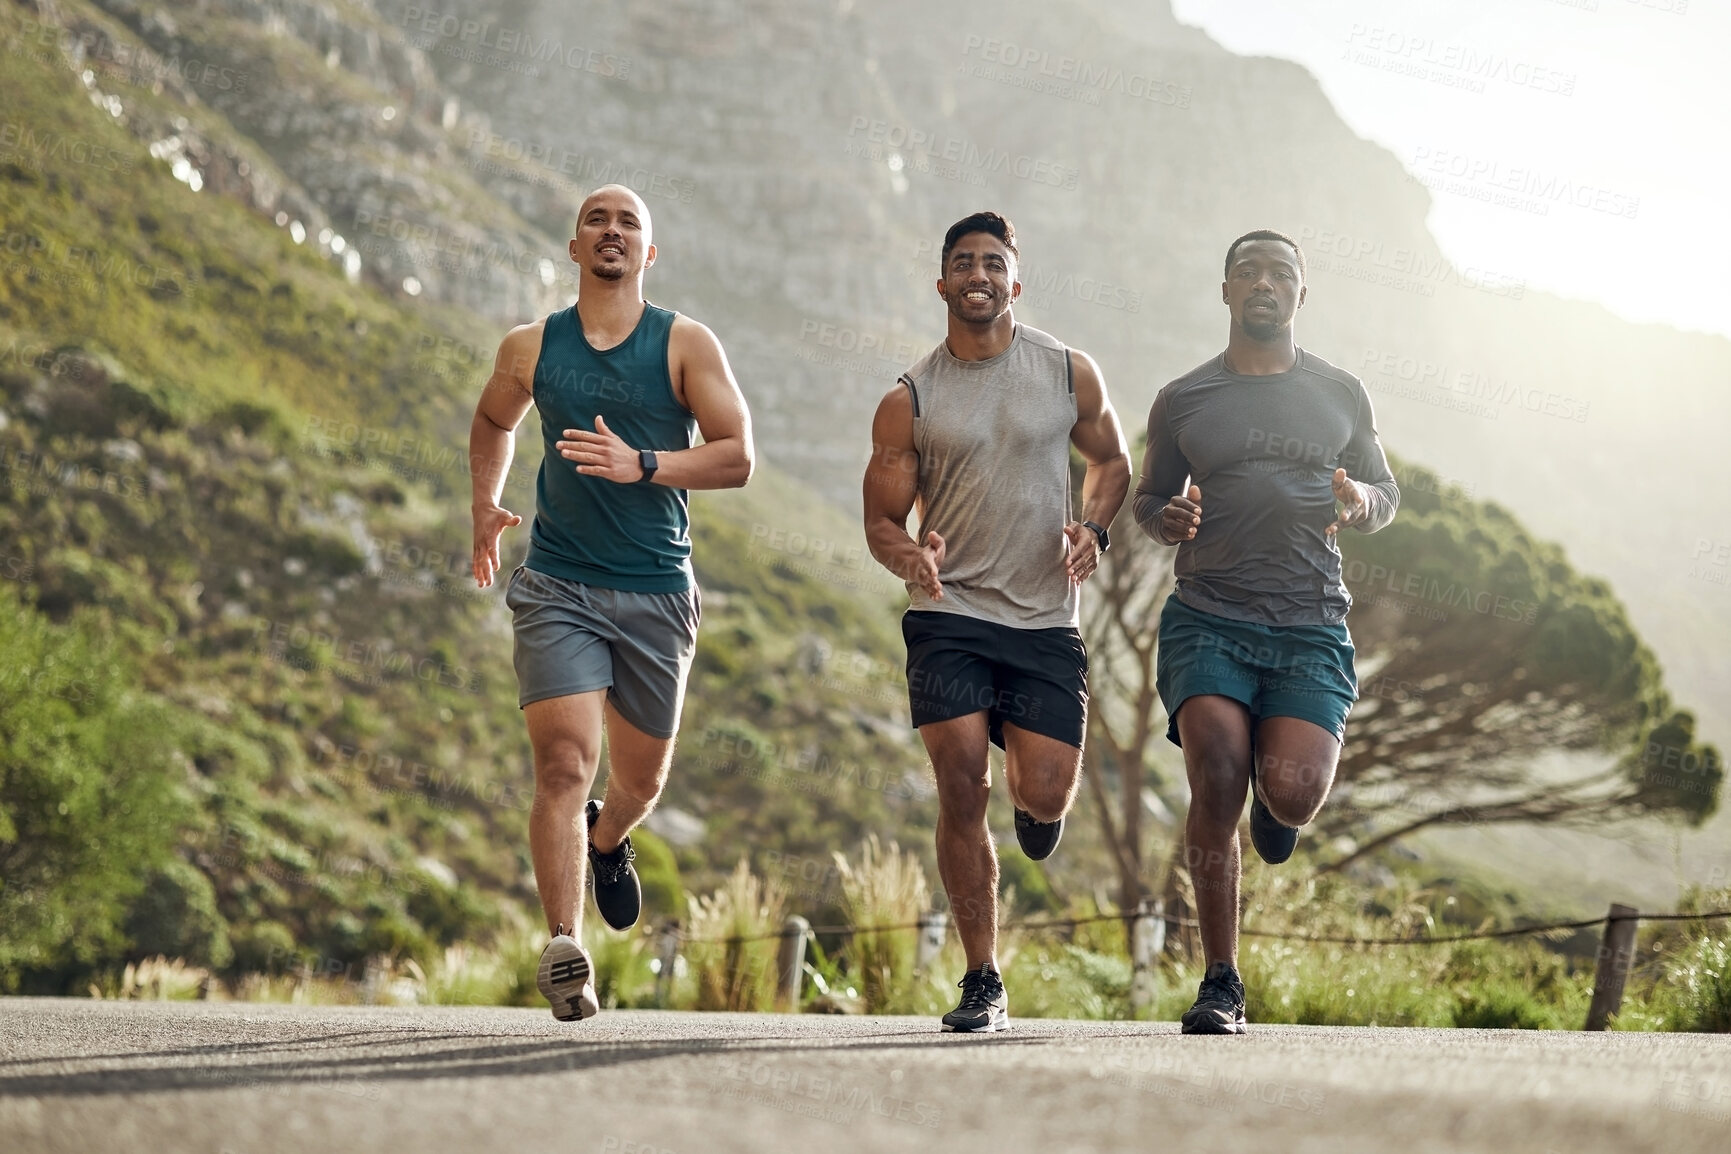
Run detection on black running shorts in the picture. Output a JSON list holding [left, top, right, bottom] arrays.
[[901, 609, 1089, 750]]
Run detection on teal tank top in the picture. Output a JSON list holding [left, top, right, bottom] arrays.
[[524, 302, 697, 592]]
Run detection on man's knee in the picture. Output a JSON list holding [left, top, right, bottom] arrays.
[[1015, 770, 1074, 824], [934, 767, 991, 826], [1256, 749, 1334, 825], [1261, 779, 1327, 826], [1187, 751, 1248, 829], [533, 737, 601, 796]]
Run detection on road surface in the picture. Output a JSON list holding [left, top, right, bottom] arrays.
[[1, 999, 1726, 1153]]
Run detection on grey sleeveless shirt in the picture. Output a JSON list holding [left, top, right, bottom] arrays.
[[904, 323, 1079, 629]]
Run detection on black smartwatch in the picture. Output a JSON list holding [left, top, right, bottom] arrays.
[[638, 449, 659, 483], [1082, 519, 1110, 552]]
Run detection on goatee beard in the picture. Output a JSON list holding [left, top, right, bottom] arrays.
[[950, 296, 1006, 325], [1242, 317, 1285, 342], [591, 263, 627, 282]]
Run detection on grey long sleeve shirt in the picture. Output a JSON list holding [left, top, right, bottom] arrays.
[[1133, 349, 1399, 626]]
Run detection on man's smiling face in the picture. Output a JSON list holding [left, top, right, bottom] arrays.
[[572, 185, 654, 281], [939, 231, 1020, 325]]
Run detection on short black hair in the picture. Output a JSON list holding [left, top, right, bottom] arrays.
[[1224, 230, 1305, 280], [942, 211, 1018, 270]]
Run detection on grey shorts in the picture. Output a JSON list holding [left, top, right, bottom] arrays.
[[504, 565, 701, 739]]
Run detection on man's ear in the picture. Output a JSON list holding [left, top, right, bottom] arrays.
[[643, 242, 657, 271], [1221, 281, 1230, 306], [1297, 283, 1306, 309], [935, 277, 947, 302]]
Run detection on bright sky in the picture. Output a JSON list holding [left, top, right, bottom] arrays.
[[1171, 0, 1728, 338]]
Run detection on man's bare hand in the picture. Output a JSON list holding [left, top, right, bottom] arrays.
[[472, 502, 523, 588], [1162, 484, 1202, 543], [1327, 467, 1368, 535], [1064, 521, 1102, 585], [908, 531, 945, 600], [557, 415, 644, 483]]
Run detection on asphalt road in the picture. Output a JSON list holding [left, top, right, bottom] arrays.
[[1, 998, 1727, 1153]]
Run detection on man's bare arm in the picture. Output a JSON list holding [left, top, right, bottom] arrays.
[[1065, 350, 1131, 582], [469, 321, 540, 587], [555, 315, 754, 489], [863, 383, 943, 599]]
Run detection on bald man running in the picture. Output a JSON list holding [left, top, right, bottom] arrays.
[[469, 185, 754, 1021]]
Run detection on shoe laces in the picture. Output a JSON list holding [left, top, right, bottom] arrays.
[[1198, 963, 1244, 1005], [591, 835, 635, 884], [956, 965, 1003, 1010]]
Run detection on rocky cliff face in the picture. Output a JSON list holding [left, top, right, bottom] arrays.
[[77, 0, 567, 322], [54, 0, 1731, 753], [374, 0, 1730, 756]]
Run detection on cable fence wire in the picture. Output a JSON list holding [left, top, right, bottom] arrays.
[[672, 908, 1731, 947]]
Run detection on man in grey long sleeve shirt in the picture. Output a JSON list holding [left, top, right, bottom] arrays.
[[1134, 231, 1398, 1034]]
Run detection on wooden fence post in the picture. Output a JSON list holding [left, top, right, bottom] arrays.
[[777, 916, 811, 1011], [1130, 898, 1166, 1015], [916, 908, 948, 974], [654, 920, 681, 1007], [1584, 903, 1639, 1031]]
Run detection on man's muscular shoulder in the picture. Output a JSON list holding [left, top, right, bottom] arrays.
[[1167, 352, 1227, 396], [1295, 348, 1369, 410], [667, 312, 721, 358], [666, 312, 724, 409], [497, 317, 546, 394]]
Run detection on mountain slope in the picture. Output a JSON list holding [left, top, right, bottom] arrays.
[[0, 4, 932, 988]]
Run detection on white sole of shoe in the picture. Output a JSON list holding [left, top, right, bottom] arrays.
[[537, 935, 599, 1021], [1180, 1013, 1246, 1035], [941, 1012, 1009, 1033]]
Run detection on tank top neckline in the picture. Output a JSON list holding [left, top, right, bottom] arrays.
[[940, 323, 1022, 370], [571, 299, 659, 356]]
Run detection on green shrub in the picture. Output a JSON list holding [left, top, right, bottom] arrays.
[[629, 827, 683, 923], [1451, 983, 1562, 1029], [997, 845, 1060, 915], [683, 858, 786, 1011], [0, 589, 193, 991], [228, 921, 298, 975], [1673, 934, 1731, 1032], [1635, 929, 1731, 1033], [123, 860, 234, 970], [584, 923, 660, 1009], [834, 836, 929, 1013], [405, 870, 497, 947], [1003, 942, 1131, 1020]]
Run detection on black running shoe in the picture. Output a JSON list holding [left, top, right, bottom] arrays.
[[1247, 759, 1299, 865], [586, 799, 641, 931], [1013, 807, 1063, 861], [1180, 961, 1247, 1035], [941, 962, 1009, 1033], [536, 926, 599, 1022]]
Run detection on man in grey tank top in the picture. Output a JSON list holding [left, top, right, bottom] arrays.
[[865, 212, 1131, 1032]]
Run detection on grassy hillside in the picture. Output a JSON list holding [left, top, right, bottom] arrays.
[[0, 8, 931, 991]]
